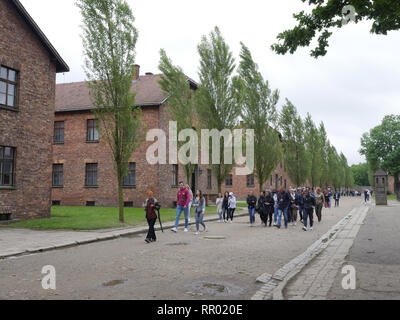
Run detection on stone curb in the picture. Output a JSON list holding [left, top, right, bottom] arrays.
[[0, 209, 248, 260], [251, 204, 371, 300]]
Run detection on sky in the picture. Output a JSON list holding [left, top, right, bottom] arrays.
[[20, 0, 400, 165]]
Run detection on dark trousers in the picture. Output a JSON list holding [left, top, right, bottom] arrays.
[[303, 208, 314, 228], [335, 199, 339, 207], [228, 208, 235, 221], [266, 207, 273, 226], [316, 205, 323, 222], [298, 206, 303, 221], [222, 206, 228, 220], [146, 218, 157, 240]]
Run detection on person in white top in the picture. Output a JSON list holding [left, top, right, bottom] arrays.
[[216, 193, 224, 222]]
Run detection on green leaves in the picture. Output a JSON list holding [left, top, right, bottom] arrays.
[[272, 0, 400, 58], [77, 0, 141, 222]]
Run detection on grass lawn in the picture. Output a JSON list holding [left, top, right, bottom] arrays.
[[387, 194, 399, 201], [6, 206, 218, 231]]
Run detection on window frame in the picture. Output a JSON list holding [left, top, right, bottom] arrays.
[[123, 162, 136, 187], [225, 174, 233, 187], [85, 163, 98, 187], [54, 121, 65, 144], [207, 169, 212, 189], [172, 164, 179, 187], [246, 174, 255, 188], [86, 119, 99, 142], [0, 146, 16, 188], [52, 164, 64, 187], [0, 66, 18, 110]]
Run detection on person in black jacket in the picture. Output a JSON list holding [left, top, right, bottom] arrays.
[[302, 190, 316, 231], [143, 191, 158, 243], [257, 192, 267, 227], [276, 187, 291, 229], [222, 192, 229, 223], [264, 191, 275, 227], [247, 191, 258, 227]]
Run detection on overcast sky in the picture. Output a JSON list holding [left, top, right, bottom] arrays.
[[20, 0, 400, 165]]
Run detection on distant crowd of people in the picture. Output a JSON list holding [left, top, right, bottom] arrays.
[[142, 181, 362, 243]]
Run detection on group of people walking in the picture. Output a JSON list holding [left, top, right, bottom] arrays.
[[245, 186, 339, 232], [143, 181, 343, 243]]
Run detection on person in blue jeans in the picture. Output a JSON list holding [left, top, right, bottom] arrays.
[[247, 191, 257, 227], [171, 182, 190, 233], [193, 190, 207, 234], [275, 187, 291, 229]]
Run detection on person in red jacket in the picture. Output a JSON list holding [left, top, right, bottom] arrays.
[[143, 191, 158, 243], [171, 182, 190, 233]]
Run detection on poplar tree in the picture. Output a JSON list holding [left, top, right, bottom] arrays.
[[77, 0, 142, 222], [158, 49, 197, 185], [279, 100, 310, 187], [304, 113, 323, 188], [235, 43, 281, 192], [196, 27, 241, 193]]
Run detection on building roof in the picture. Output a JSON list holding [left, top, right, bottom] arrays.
[[374, 168, 388, 176], [9, 0, 69, 73], [55, 74, 198, 113]]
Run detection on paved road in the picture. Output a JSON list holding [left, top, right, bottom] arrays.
[[0, 198, 361, 300], [328, 201, 400, 300]]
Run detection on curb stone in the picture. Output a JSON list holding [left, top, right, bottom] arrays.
[[251, 205, 370, 300], [0, 209, 247, 260]]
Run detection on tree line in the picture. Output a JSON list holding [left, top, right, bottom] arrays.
[[159, 27, 354, 193]]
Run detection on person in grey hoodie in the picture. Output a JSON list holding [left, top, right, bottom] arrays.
[[193, 190, 207, 234]]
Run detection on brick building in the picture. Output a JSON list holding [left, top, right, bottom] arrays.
[[52, 67, 220, 208], [0, 0, 69, 220]]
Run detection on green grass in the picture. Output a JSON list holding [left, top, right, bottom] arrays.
[[387, 194, 398, 201], [6, 206, 218, 231]]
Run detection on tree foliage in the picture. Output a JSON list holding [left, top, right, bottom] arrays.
[[272, 0, 400, 58], [361, 114, 400, 199], [196, 27, 241, 193], [234, 43, 281, 192], [351, 163, 370, 186], [158, 49, 197, 185], [77, 0, 142, 222]]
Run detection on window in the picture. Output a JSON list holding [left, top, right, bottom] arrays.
[[0, 66, 17, 109], [0, 146, 15, 187], [225, 174, 233, 187], [52, 164, 63, 187], [172, 164, 179, 186], [275, 174, 279, 189], [123, 163, 136, 186], [87, 119, 99, 142], [52, 201, 61, 206], [270, 175, 273, 186], [85, 163, 98, 186], [54, 121, 65, 144], [86, 201, 96, 207], [124, 201, 134, 208], [207, 169, 212, 189], [247, 174, 255, 187]]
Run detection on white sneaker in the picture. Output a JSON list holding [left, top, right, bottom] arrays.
[[195, 232, 199, 235], [171, 227, 177, 233], [188, 218, 191, 223], [310, 227, 313, 231], [184, 228, 188, 232], [204, 226, 208, 232], [303, 226, 307, 231], [229, 220, 233, 224], [294, 222, 297, 226]]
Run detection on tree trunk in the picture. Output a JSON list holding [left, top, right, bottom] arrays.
[[118, 176, 124, 223]]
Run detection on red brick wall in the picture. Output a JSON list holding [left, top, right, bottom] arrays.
[[52, 104, 219, 208], [388, 175, 395, 194], [0, 0, 57, 220]]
